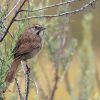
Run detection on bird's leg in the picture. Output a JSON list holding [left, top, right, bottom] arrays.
[[21, 60, 30, 74], [25, 64, 30, 74]]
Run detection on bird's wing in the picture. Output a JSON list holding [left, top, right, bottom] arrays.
[[13, 35, 41, 58]]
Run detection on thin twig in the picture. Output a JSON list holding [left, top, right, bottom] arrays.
[[3, 24, 15, 40], [20, 0, 78, 12], [49, 66, 59, 100], [59, 62, 71, 83], [28, 0, 30, 26], [65, 72, 73, 95], [30, 78, 48, 99], [0, 0, 27, 42], [15, 78, 23, 100], [4, 0, 21, 20], [15, 0, 97, 21], [29, 79, 39, 98]]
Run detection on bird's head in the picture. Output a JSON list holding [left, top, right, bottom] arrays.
[[28, 24, 45, 35]]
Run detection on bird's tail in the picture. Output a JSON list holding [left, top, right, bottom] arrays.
[[5, 58, 21, 83]]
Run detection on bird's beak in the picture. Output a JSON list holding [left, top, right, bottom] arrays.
[[41, 27, 46, 31]]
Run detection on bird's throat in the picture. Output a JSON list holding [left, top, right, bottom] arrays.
[[36, 31, 40, 35]]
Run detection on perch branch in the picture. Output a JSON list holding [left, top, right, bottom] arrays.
[[24, 64, 30, 100], [21, 61, 30, 100]]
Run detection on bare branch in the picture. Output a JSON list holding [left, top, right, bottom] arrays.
[[15, 0, 97, 21], [0, 0, 97, 42], [27, 0, 30, 26], [15, 78, 23, 100], [0, 0, 27, 42], [20, 0, 78, 12], [3, 24, 15, 41], [49, 65, 59, 100], [4, 0, 21, 20]]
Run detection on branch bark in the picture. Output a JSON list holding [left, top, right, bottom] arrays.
[[0, 0, 27, 42]]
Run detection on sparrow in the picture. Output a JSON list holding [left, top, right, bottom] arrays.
[[5, 24, 45, 83]]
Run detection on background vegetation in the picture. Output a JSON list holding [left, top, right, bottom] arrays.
[[0, 0, 100, 100]]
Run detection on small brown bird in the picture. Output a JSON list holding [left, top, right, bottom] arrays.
[[5, 24, 45, 83]]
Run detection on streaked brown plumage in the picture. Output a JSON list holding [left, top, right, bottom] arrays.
[[5, 24, 45, 83]]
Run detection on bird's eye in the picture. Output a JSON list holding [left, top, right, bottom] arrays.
[[34, 26, 38, 29]]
